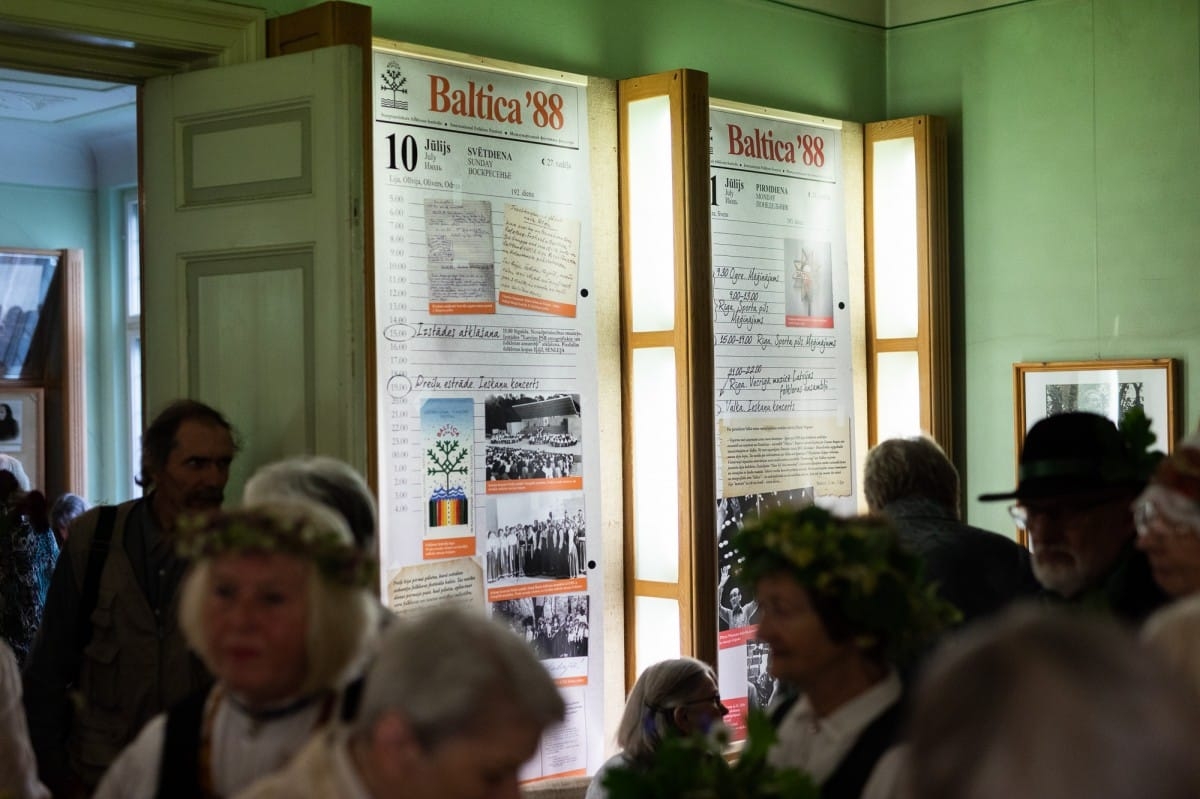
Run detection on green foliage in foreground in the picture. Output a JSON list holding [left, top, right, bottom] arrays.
[[602, 711, 819, 799]]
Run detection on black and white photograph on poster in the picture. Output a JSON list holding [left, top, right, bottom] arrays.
[[717, 488, 815, 631], [485, 394, 582, 456], [492, 593, 590, 660], [746, 640, 779, 712], [485, 446, 582, 483], [783, 239, 833, 328], [485, 491, 587, 585]]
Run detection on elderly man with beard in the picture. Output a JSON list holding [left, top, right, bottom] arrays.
[[979, 411, 1167, 623], [24, 399, 238, 796]]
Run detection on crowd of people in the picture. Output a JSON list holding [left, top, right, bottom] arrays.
[[592, 410, 1200, 799], [485, 509, 587, 583], [0, 399, 564, 799], [11, 400, 1200, 799], [485, 446, 581, 482], [493, 597, 590, 660]]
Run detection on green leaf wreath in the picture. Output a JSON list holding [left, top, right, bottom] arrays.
[[601, 711, 819, 799]]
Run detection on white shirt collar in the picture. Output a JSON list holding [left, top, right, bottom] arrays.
[[769, 670, 902, 783]]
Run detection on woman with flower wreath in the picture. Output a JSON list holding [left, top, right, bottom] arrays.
[[733, 505, 955, 799], [94, 498, 377, 799]]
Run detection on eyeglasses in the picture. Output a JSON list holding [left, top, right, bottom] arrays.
[[1133, 499, 1198, 537], [1008, 496, 1116, 532]]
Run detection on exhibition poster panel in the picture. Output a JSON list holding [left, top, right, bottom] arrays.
[[372, 45, 602, 779], [709, 104, 855, 735]]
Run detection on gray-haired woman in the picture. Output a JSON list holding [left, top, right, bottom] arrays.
[[585, 657, 728, 799]]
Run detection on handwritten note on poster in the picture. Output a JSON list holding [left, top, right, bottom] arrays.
[[499, 205, 580, 318], [425, 199, 497, 314]]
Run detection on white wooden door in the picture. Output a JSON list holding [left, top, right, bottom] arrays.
[[141, 44, 367, 500]]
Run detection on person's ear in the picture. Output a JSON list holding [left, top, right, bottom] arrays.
[[671, 706, 691, 734], [371, 710, 423, 768]]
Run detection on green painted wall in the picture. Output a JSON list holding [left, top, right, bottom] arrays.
[[886, 0, 1200, 533], [257, 0, 887, 121]]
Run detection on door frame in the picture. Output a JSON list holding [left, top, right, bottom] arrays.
[[0, 0, 264, 81]]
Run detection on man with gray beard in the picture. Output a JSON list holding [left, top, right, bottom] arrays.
[[979, 411, 1167, 623]]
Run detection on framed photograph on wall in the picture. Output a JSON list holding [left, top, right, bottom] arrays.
[[0, 387, 43, 490], [1013, 359, 1181, 458], [0, 251, 60, 380]]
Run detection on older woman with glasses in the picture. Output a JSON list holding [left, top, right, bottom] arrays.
[[586, 657, 729, 799], [94, 498, 377, 799], [1133, 431, 1200, 598]]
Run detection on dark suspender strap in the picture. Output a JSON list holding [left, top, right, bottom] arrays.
[[820, 701, 904, 799], [339, 673, 365, 722], [74, 505, 118, 659], [155, 687, 210, 799]]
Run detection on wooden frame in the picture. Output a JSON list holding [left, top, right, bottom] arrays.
[[0, 248, 86, 498], [863, 116, 951, 450], [0, 387, 44, 490], [618, 68, 716, 687], [1013, 359, 1181, 458]]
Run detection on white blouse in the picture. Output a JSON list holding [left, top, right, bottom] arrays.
[[95, 689, 332, 799], [0, 643, 49, 799]]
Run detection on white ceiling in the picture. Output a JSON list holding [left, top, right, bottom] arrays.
[[0, 67, 136, 189], [0, 67, 134, 137]]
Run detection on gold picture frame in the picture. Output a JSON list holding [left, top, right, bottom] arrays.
[[1013, 359, 1181, 458]]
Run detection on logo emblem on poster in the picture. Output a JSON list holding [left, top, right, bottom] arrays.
[[380, 60, 409, 110]]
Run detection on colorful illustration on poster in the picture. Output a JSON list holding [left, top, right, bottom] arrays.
[[783, 238, 833, 328], [421, 397, 474, 552]]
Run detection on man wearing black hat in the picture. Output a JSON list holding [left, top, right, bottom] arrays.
[[979, 411, 1168, 623]]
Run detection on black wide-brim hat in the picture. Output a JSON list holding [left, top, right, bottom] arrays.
[[978, 411, 1144, 502]]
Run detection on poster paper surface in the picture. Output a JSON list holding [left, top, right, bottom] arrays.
[[709, 104, 857, 736], [373, 45, 602, 779]]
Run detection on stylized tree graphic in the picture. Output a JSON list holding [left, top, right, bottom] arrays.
[[427, 438, 469, 491], [380, 63, 407, 107]]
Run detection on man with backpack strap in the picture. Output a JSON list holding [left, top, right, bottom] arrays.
[[23, 399, 238, 796]]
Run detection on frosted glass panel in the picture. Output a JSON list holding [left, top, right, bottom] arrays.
[[872, 137, 918, 339], [876, 351, 921, 441], [632, 347, 679, 582], [628, 96, 676, 332], [635, 596, 681, 676]]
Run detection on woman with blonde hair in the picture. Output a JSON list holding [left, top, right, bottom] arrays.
[[586, 657, 728, 799], [95, 498, 376, 798]]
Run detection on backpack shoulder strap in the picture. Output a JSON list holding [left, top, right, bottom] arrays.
[[74, 504, 118, 657], [156, 687, 211, 799]]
